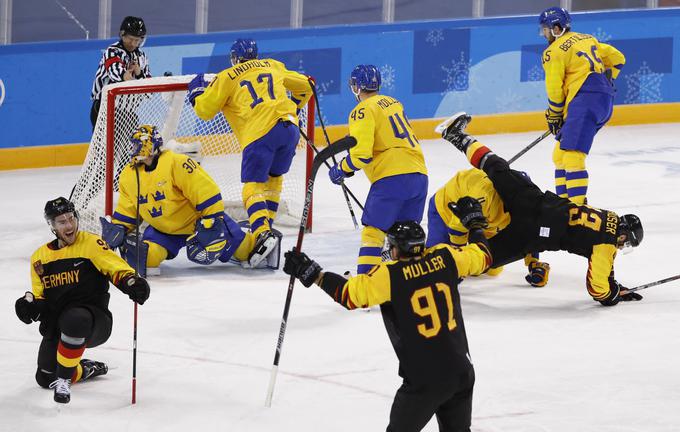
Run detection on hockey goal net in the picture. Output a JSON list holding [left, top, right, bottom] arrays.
[[71, 75, 315, 236]]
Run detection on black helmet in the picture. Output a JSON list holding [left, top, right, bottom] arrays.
[[619, 214, 643, 247], [44, 197, 78, 223], [386, 221, 426, 257], [120, 16, 146, 38]]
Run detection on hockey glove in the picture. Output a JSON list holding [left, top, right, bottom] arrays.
[[448, 197, 488, 230], [525, 261, 550, 287], [545, 109, 564, 136], [188, 74, 208, 107], [117, 275, 150, 305], [328, 162, 353, 185], [100, 217, 127, 249], [15, 292, 44, 324], [600, 278, 642, 306], [283, 248, 322, 287]]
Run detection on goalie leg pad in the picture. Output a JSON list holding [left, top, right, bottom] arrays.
[[216, 216, 247, 264], [122, 233, 149, 278]]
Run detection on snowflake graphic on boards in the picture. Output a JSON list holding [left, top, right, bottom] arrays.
[[426, 29, 444, 47], [592, 27, 613, 42], [441, 52, 471, 94], [623, 61, 663, 104], [380, 64, 396, 92], [527, 64, 544, 82], [496, 88, 525, 112]]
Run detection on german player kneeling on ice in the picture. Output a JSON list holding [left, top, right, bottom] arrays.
[[284, 219, 492, 432], [15, 197, 150, 404], [99, 125, 281, 277], [437, 112, 644, 306]]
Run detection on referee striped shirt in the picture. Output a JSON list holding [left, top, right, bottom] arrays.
[[91, 40, 151, 101]]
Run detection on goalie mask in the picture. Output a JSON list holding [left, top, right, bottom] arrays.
[[130, 124, 163, 163], [386, 221, 426, 258], [44, 197, 79, 245]]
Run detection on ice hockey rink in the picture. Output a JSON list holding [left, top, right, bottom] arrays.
[[1, 122, 679, 432]]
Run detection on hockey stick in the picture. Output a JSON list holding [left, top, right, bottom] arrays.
[[623, 274, 680, 294], [507, 131, 551, 165], [298, 127, 364, 211], [309, 79, 360, 228], [265, 136, 357, 408], [132, 165, 140, 405]]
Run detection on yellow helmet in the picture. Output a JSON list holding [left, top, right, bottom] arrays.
[[130, 124, 163, 162]]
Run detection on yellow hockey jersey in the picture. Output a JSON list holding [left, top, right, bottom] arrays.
[[193, 58, 312, 148], [342, 95, 427, 184], [31, 231, 134, 300], [337, 243, 490, 309], [542, 31, 625, 115], [433, 169, 511, 246], [113, 150, 224, 235]]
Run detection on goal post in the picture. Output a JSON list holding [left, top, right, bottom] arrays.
[[71, 75, 315, 236]]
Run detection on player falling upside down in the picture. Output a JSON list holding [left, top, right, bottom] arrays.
[[188, 38, 313, 266], [100, 125, 280, 277], [539, 7, 625, 204], [328, 64, 428, 274], [426, 168, 552, 287], [15, 197, 149, 403], [283, 220, 491, 432], [439, 112, 643, 306]]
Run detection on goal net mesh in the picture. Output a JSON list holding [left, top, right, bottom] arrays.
[[71, 75, 313, 236]]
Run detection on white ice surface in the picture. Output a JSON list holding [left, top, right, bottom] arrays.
[[1, 123, 679, 432]]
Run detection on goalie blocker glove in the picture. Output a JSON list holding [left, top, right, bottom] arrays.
[[117, 275, 150, 305], [100, 217, 126, 249], [283, 248, 322, 287]]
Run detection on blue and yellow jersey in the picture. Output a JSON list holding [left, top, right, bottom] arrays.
[[341, 95, 427, 184], [433, 168, 511, 246], [192, 58, 312, 148], [113, 150, 224, 235], [542, 31, 625, 115], [333, 243, 490, 310]]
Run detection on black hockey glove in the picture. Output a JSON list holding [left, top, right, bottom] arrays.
[[283, 248, 322, 288], [117, 275, 150, 305], [15, 292, 44, 324], [448, 197, 488, 230], [600, 278, 642, 306]]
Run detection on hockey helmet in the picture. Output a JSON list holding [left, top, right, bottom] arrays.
[[120, 16, 147, 38], [539, 7, 571, 30], [618, 214, 643, 248], [44, 197, 78, 223], [386, 221, 426, 258], [349, 65, 381, 95], [130, 125, 163, 162], [230, 39, 258, 66]]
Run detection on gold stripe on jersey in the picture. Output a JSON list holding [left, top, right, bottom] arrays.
[[542, 31, 625, 114], [587, 243, 617, 300], [339, 243, 490, 309], [433, 169, 511, 245], [193, 58, 312, 147], [344, 95, 427, 184], [113, 150, 224, 235], [30, 231, 134, 299]]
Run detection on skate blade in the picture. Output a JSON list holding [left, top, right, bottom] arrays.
[[434, 111, 469, 134]]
